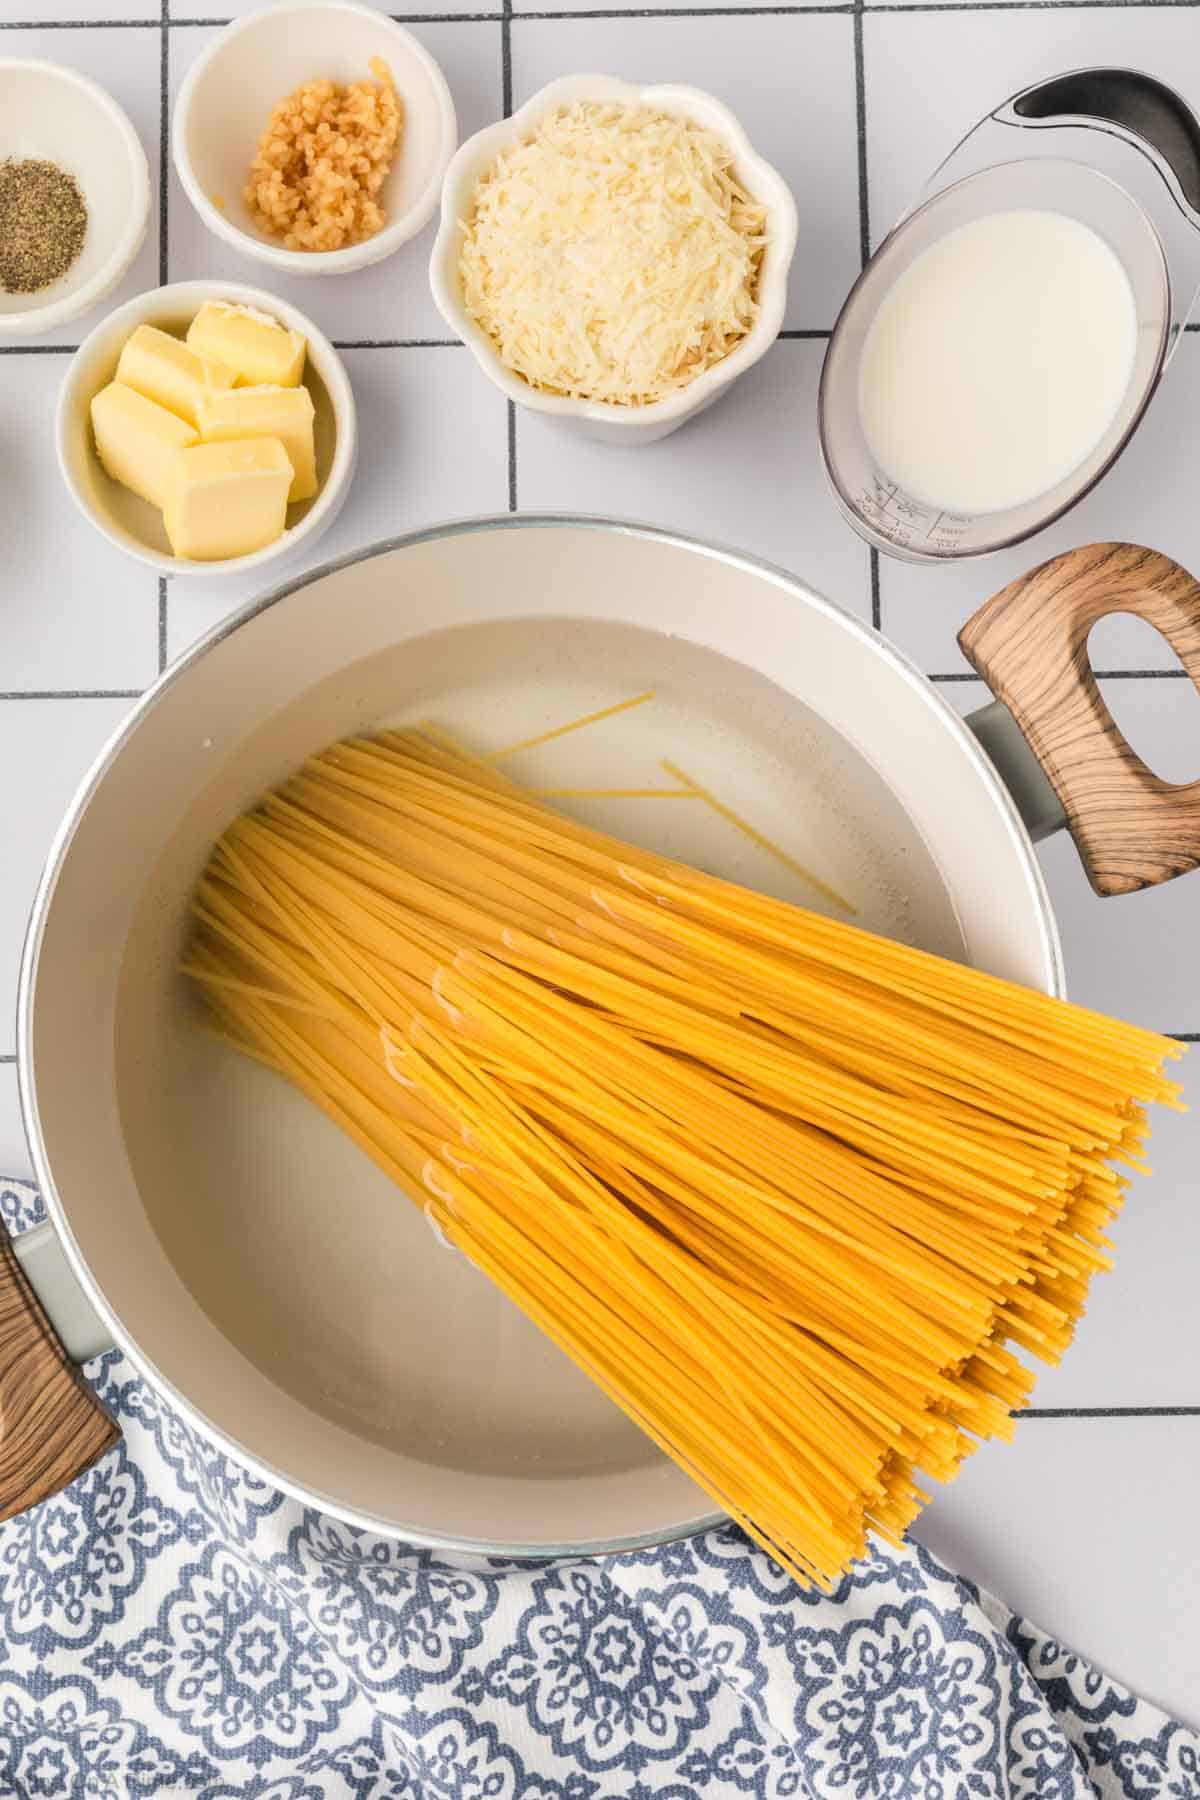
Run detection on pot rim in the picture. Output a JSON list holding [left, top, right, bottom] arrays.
[[16, 511, 1065, 1557]]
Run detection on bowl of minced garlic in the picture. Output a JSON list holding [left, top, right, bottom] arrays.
[[431, 78, 798, 443], [172, 2, 456, 274], [245, 58, 403, 254]]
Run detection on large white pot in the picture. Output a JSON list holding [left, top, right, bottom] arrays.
[[5, 519, 1194, 1550]]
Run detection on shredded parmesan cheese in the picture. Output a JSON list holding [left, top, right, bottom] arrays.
[[458, 101, 769, 407]]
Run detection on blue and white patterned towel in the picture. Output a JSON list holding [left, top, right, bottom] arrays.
[[3, 1178, 1197, 1800]]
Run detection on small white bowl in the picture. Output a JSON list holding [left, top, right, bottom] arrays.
[[0, 59, 150, 336], [172, 0, 457, 277], [430, 76, 799, 446], [57, 280, 358, 579]]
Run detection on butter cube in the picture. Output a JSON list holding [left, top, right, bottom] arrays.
[[196, 384, 317, 502], [116, 323, 236, 428], [91, 381, 198, 509], [186, 301, 306, 388], [163, 438, 294, 561]]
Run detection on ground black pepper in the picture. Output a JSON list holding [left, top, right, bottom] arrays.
[[0, 158, 88, 295]]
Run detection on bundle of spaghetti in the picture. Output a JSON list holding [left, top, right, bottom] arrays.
[[185, 723, 1184, 1587]]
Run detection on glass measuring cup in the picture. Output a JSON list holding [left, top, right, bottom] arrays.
[[819, 70, 1200, 563]]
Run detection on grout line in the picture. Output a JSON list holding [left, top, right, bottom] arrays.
[[1016, 1406, 1200, 1418], [334, 338, 463, 348], [508, 403, 518, 510], [502, 0, 518, 514], [11, 1, 1200, 21], [158, 3, 170, 666], [852, 2, 870, 269], [0, 17, 158, 27], [501, 1, 513, 115], [869, 0, 1200, 9], [509, 3, 852, 12], [158, 581, 169, 674], [3, 329, 832, 355], [137, 8, 519, 17], [930, 667, 1191, 681], [0, 690, 144, 701], [160, 0, 170, 290], [853, 0, 875, 632]]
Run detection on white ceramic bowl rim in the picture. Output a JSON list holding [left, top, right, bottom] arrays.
[[0, 58, 150, 335], [171, 0, 457, 275], [55, 279, 358, 579], [430, 75, 800, 428]]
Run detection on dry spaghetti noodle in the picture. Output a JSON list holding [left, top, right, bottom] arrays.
[[185, 722, 1183, 1587]]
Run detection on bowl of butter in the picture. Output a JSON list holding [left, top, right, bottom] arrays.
[[57, 280, 356, 576]]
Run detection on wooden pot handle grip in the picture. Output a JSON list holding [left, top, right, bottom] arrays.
[[0, 1226, 119, 1521], [958, 542, 1200, 897]]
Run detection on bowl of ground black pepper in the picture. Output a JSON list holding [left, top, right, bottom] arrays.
[[0, 59, 150, 335]]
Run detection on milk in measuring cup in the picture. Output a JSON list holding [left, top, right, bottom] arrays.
[[858, 209, 1137, 515]]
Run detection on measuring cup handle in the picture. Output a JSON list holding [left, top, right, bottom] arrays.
[[1009, 70, 1200, 213], [958, 542, 1200, 898], [0, 1224, 118, 1520]]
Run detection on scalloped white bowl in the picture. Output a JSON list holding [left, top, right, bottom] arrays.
[[430, 76, 799, 445]]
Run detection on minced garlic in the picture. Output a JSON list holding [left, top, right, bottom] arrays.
[[245, 58, 402, 253]]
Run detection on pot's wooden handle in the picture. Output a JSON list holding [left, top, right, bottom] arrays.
[[0, 1227, 118, 1521], [958, 542, 1200, 897]]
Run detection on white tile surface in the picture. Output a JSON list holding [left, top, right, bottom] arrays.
[[4, 5, 159, 21], [0, 698, 133, 1057], [515, 339, 872, 618], [171, 0, 493, 14], [0, 26, 162, 348], [0, 1065, 32, 1186], [165, 21, 503, 343], [514, 0, 829, 14], [918, 1417, 1200, 1729], [167, 341, 510, 657], [0, 356, 158, 692], [511, 13, 861, 330], [1027, 1097, 1200, 1410], [864, 7, 1200, 253]]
